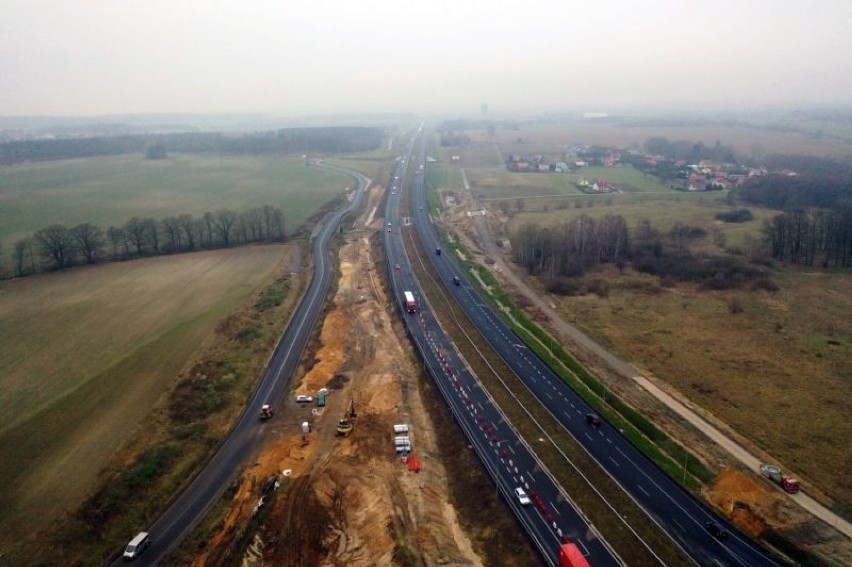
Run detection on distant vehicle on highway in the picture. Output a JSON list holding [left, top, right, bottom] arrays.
[[514, 487, 531, 506], [705, 521, 729, 539], [452, 276, 461, 286], [585, 413, 602, 426], [296, 395, 313, 403], [123, 532, 150, 560], [435, 247, 442, 255]]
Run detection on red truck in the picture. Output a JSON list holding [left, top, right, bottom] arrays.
[[559, 542, 591, 567], [760, 463, 800, 494]]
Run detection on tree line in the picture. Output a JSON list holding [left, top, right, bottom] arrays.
[[10, 205, 285, 277], [739, 173, 852, 210], [0, 126, 383, 165], [763, 205, 852, 267], [512, 214, 775, 293]]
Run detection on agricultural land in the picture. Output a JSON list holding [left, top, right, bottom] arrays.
[[0, 153, 352, 268], [429, 121, 852, 562]]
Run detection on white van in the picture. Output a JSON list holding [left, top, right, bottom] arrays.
[[123, 531, 150, 560]]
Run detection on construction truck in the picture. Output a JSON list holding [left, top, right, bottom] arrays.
[[259, 404, 274, 421], [760, 463, 800, 493], [336, 398, 357, 437]]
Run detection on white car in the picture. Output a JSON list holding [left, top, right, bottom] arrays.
[[296, 394, 313, 403], [514, 487, 531, 506]]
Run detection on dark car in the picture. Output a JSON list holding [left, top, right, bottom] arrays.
[[435, 247, 442, 255], [585, 413, 602, 426], [705, 521, 729, 539], [452, 276, 461, 286]]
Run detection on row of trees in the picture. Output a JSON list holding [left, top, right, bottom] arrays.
[[512, 215, 772, 292], [0, 127, 384, 164], [11, 205, 285, 277], [739, 174, 852, 210], [644, 137, 738, 164], [763, 206, 852, 267], [513, 214, 630, 279]]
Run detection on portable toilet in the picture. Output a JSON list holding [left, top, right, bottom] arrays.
[[317, 392, 326, 407]]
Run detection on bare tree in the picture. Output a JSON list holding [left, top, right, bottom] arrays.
[[34, 224, 74, 269], [243, 207, 264, 241], [71, 222, 105, 264], [202, 212, 215, 247], [213, 209, 238, 247], [124, 217, 147, 256], [161, 217, 181, 252], [142, 217, 160, 254], [178, 214, 197, 250], [13, 238, 34, 276]]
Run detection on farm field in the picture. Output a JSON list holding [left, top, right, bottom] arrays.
[[0, 245, 290, 544], [508, 194, 778, 250], [450, 121, 852, 161], [0, 153, 351, 265], [552, 267, 852, 510]]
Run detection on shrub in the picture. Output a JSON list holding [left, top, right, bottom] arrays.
[[714, 208, 754, 223]]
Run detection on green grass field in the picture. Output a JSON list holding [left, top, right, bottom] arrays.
[[0, 153, 351, 265], [0, 245, 290, 546], [508, 194, 777, 250]]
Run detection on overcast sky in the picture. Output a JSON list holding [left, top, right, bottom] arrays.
[[2, 0, 851, 117]]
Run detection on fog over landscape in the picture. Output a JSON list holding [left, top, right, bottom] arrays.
[[2, 0, 851, 118]]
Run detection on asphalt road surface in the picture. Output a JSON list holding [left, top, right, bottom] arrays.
[[384, 133, 623, 566], [405, 132, 783, 567], [110, 164, 369, 566]]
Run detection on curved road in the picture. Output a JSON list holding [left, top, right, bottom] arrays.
[[111, 164, 370, 566]]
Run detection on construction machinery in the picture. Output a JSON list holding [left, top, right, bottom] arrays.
[[760, 463, 801, 493], [336, 398, 357, 437]]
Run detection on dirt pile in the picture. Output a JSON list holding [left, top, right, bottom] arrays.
[[194, 185, 482, 566]]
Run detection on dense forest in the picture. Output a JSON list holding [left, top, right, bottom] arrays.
[[0, 126, 384, 164], [10, 205, 286, 277]]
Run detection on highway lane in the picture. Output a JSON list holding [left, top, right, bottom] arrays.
[[408, 135, 784, 567], [383, 133, 622, 566], [111, 165, 370, 566]]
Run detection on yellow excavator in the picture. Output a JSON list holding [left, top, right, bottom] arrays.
[[336, 398, 356, 437]]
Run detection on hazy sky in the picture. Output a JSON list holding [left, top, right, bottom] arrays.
[[2, 0, 851, 117]]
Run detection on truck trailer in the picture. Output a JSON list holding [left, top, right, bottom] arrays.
[[404, 291, 416, 313]]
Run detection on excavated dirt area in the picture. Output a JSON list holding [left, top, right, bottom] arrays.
[[191, 186, 488, 567]]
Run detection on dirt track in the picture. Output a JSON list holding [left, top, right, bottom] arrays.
[[192, 184, 513, 566]]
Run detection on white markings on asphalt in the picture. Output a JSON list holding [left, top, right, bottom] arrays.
[[637, 485, 649, 496], [550, 503, 561, 516], [608, 456, 620, 467]]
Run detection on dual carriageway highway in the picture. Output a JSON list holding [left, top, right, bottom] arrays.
[[113, 128, 784, 567]]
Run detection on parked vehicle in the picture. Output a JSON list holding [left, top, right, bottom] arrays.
[[317, 392, 326, 407], [760, 463, 801, 493], [296, 394, 313, 403]]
